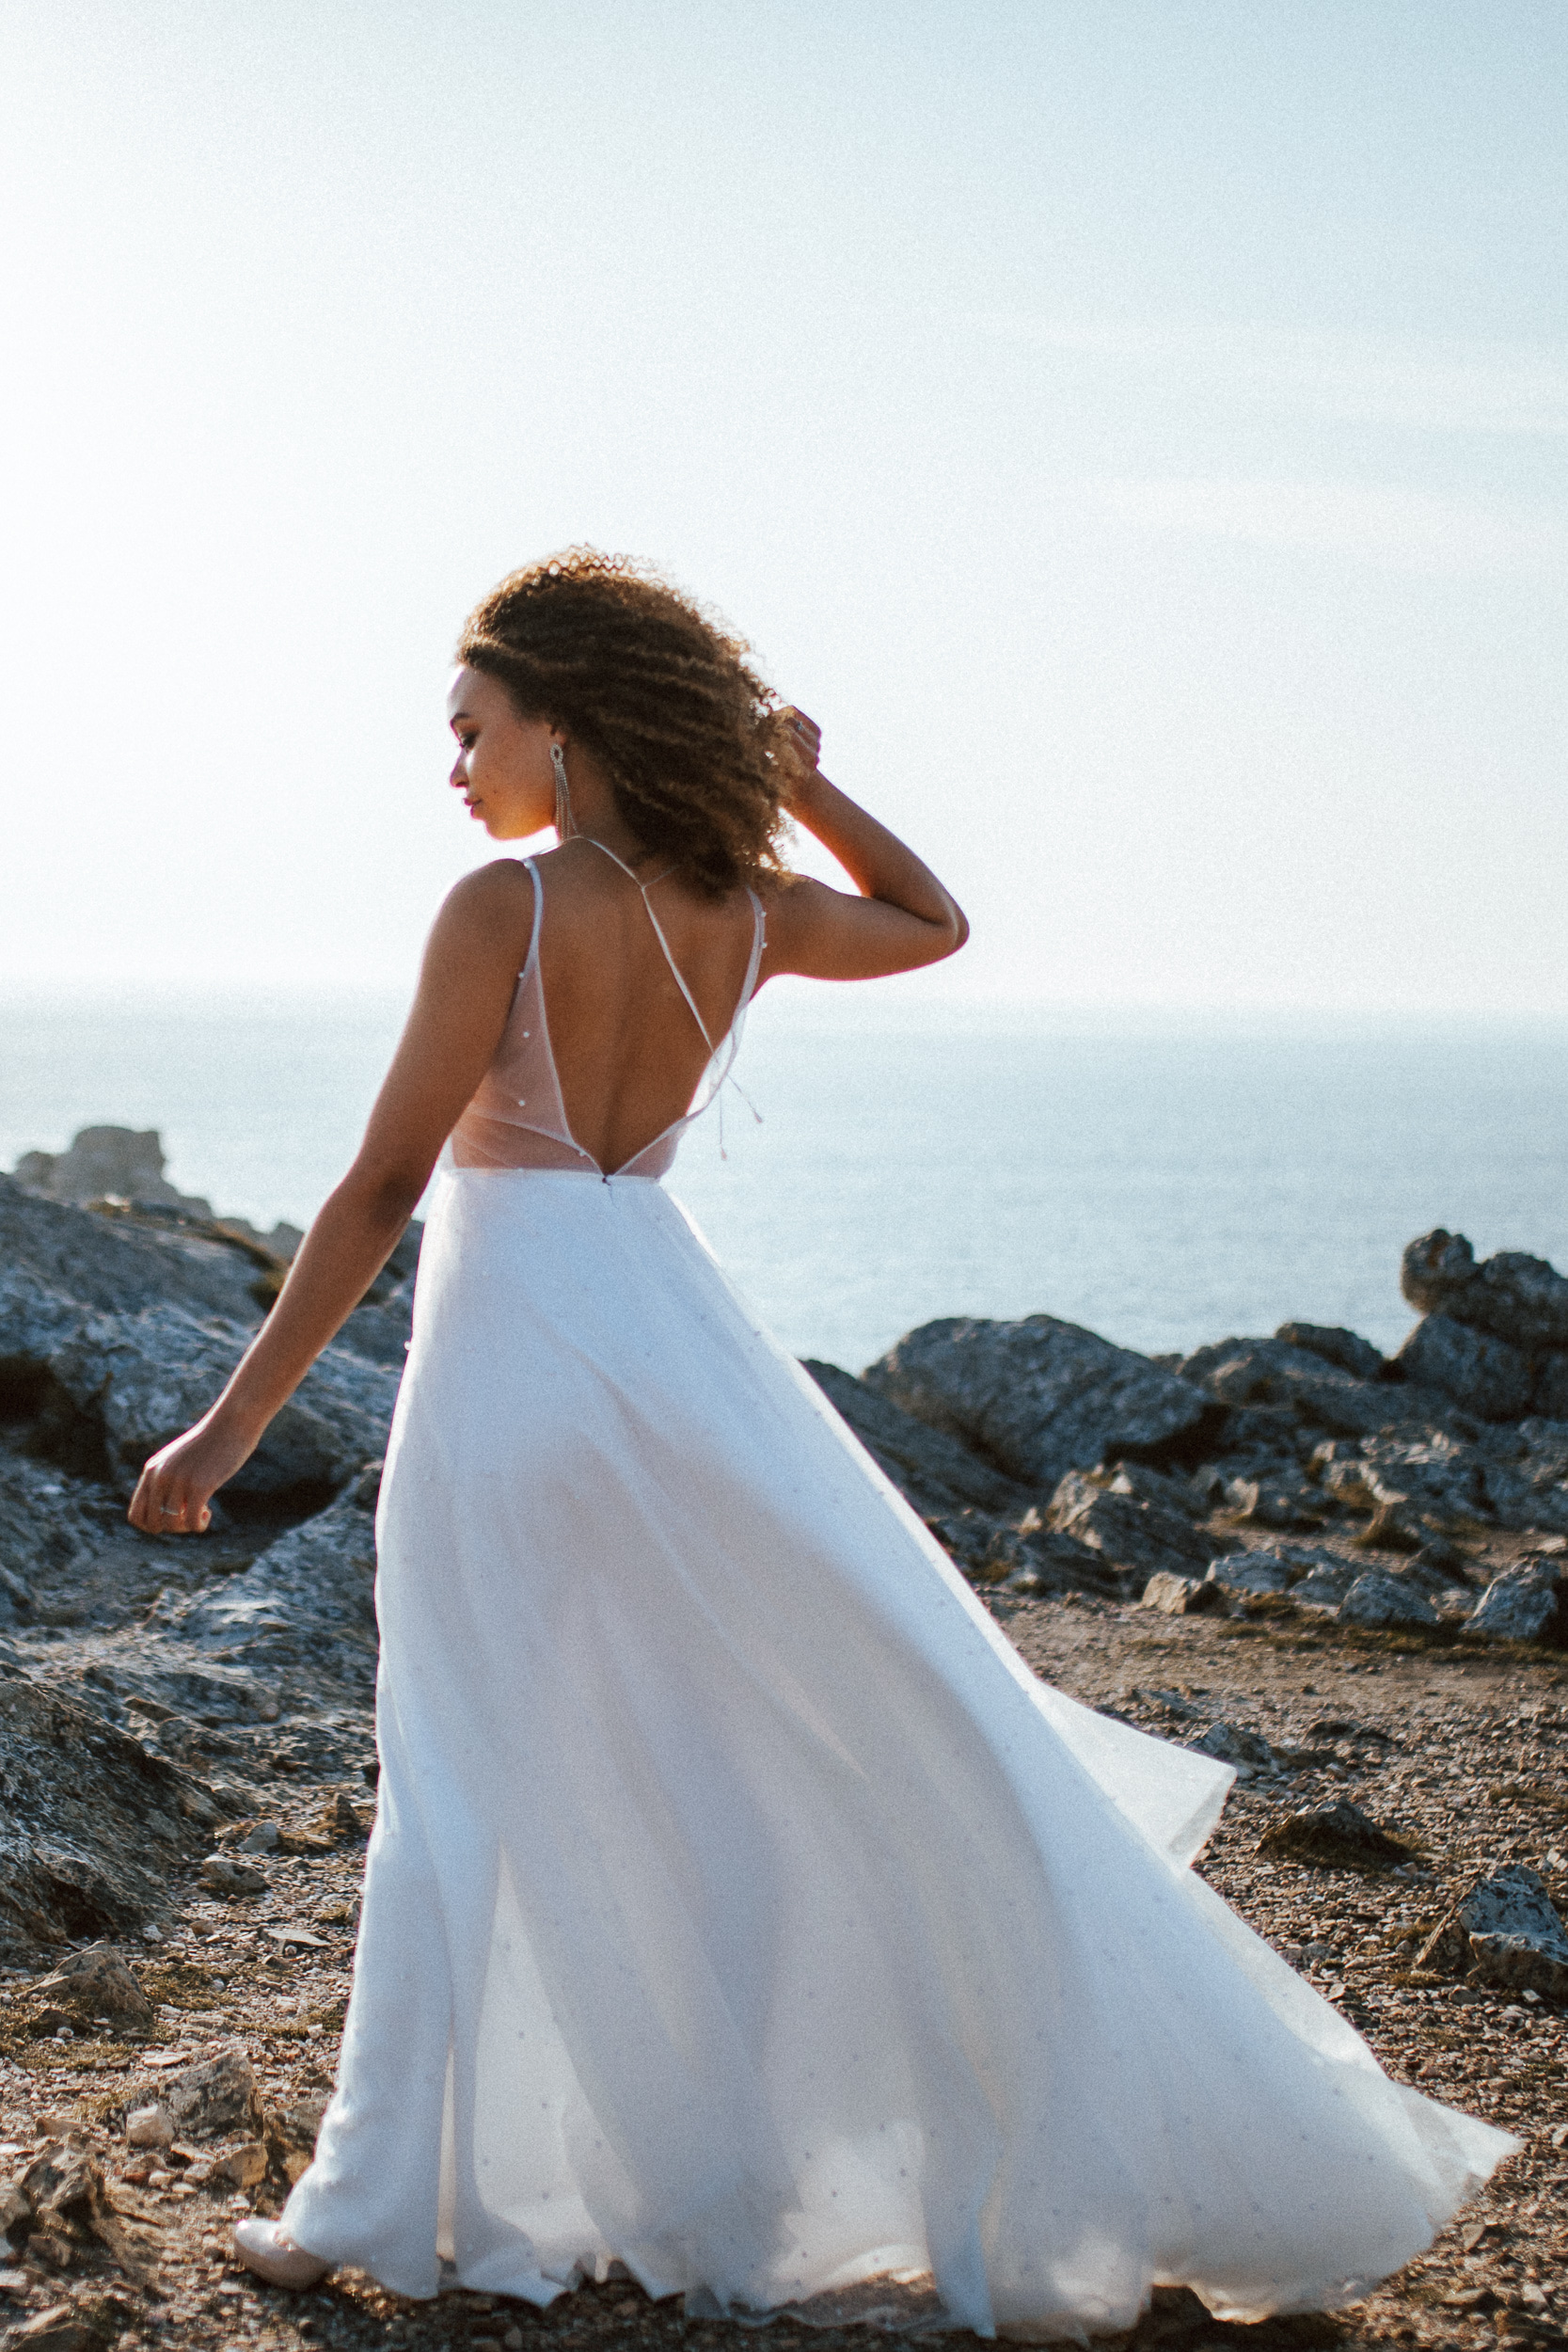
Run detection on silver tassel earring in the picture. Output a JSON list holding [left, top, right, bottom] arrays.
[[551, 741, 575, 841]]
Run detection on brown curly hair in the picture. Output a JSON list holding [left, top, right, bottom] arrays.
[[456, 548, 797, 898]]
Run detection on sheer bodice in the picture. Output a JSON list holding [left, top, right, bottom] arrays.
[[449, 850, 767, 1182]]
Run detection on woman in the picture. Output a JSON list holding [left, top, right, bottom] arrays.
[[131, 552, 1509, 2337]]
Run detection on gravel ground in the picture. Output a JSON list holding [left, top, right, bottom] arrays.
[[1, 1594, 1563, 2352]]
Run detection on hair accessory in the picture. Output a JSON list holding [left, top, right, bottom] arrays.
[[550, 741, 575, 841]]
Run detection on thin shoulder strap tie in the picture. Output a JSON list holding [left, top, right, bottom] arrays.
[[578, 836, 715, 1052]]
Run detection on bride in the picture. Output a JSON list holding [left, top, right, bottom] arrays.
[[129, 550, 1509, 2338]]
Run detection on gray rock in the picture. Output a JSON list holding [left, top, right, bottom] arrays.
[[1395, 1314, 1532, 1422], [166, 1486, 380, 1692], [1176, 1336, 1391, 1438], [863, 1315, 1216, 1494], [0, 1666, 224, 1956], [1349, 1427, 1492, 1532], [200, 1855, 266, 1895], [40, 1302, 398, 1502], [1338, 1568, 1439, 1629], [1204, 1554, 1293, 1598], [1140, 1571, 1224, 1616], [1258, 1800, 1414, 1869], [802, 1360, 1037, 1520], [1529, 1355, 1568, 1420], [1219, 1469, 1329, 1531], [27, 1946, 153, 2030], [924, 1509, 1115, 1597], [1274, 1322, 1386, 1381], [1468, 1560, 1568, 1645], [1191, 1720, 1277, 1773], [1290, 1562, 1357, 1612], [1402, 1229, 1568, 1350], [1416, 1865, 1568, 1996], [128, 2043, 258, 2139], [0, 1180, 399, 1499], [12, 1125, 212, 1218], [1048, 1471, 1217, 1582]]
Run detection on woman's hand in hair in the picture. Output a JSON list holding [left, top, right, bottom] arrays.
[[760, 715, 968, 983]]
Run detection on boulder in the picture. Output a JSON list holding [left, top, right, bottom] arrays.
[[1140, 1571, 1224, 1616], [1287, 1562, 1356, 1613], [1394, 1315, 1532, 1422], [0, 1668, 225, 1956], [12, 1126, 212, 1218], [1178, 1336, 1391, 1438], [167, 1483, 380, 1692], [1219, 1469, 1329, 1531], [1402, 1229, 1568, 1350], [1348, 1427, 1492, 1532], [126, 2043, 258, 2139], [862, 1315, 1216, 1493], [0, 1178, 407, 1501], [33, 1302, 398, 1502], [923, 1509, 1115, 1597], [1338, 1568, 1439, 1630], [27, 1947, 153, 2031], [1468, 1560, 1568, 1645], [1190, 1721, 1277, 1773], [1204, 1554, 1293, 1599], [1048, 1471, 1217, 1582], [1274, 1322, 1386, 1381], [1415, 1865, 1568, 1996], [802, 1360, 1037, 1520], [1258, 1800, 1413, 1869]]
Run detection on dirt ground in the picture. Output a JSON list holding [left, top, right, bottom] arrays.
[[1, 1596, 1563, 2352]]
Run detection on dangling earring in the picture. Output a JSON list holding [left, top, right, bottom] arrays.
[[550, 741, 574, 841]]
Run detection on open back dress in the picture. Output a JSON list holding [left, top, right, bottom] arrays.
[[281, 847, 1511, 2336]]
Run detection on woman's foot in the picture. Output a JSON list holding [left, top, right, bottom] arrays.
[[232, 2217, 332, 2288]]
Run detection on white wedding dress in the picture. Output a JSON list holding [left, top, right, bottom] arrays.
[[282, 851, 1511, 2337]]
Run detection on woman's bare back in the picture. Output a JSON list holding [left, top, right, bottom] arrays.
[[450, 841, 766, 1178]]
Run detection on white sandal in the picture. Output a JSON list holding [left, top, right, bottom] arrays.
[[232, 2217, 331, 2288]]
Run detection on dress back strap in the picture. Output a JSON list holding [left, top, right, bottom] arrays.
[[578, 837, 717, 1054]]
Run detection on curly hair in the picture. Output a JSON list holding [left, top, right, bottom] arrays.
[[456, 548, 797, 898]]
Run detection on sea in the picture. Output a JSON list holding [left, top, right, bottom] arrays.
[[3, 986, 1565, 1376]]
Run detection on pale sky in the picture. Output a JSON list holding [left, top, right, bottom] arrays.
[[2, 1, 1564, 1012]]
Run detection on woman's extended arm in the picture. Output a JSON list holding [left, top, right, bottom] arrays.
[[126, 865, 534, 1535], [758, 711, 969, 983]]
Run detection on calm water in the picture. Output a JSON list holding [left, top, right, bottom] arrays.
[[3, 987, 1565, 1373]]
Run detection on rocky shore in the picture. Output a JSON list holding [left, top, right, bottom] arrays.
[[0, 1129, 1564, 2352]]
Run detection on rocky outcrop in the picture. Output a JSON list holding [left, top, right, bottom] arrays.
[[1468, 1559, 1568, 1645], [863, 1314, 1219, 1492], [0, 1178, 400, 1503], [1399, 1230, 1568, 1418], [13, 1127, 214, 1220], [1176, 1333, 1399, 1439], [801, 1361, 1037, 1520], [0, 1669, 226, 1956], [1402, 1230, 1568, 1349], [1416, 1864, 1568, 1996]]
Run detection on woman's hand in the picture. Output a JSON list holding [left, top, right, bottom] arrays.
[[779, 706, 824, 790], [128, 1406, 263, 1535], [759, 707, 969, 984]]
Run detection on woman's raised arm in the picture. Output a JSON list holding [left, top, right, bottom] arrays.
[[758, 710, 969, 984], [126, 864, 533, 1534]]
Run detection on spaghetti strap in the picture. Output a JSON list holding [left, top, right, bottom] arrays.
[[578, 837, 717, 1054]]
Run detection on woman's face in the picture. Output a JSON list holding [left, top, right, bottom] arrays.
[[447, 665, 558, 839]]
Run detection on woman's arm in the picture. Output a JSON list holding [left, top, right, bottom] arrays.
[[126, 864, 534, 1534], [759, 711, 969, 983]]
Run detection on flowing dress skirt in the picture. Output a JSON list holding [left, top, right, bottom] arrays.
[[282, 1168, 1512, 2336]]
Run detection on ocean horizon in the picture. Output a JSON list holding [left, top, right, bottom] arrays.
[[4, 982, 1565, 1375]]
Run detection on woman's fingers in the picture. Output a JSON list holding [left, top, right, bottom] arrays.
[[129, 1446, 214, 1534]]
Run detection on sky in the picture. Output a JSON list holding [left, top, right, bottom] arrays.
[[1, 1, 1564, 1014]]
